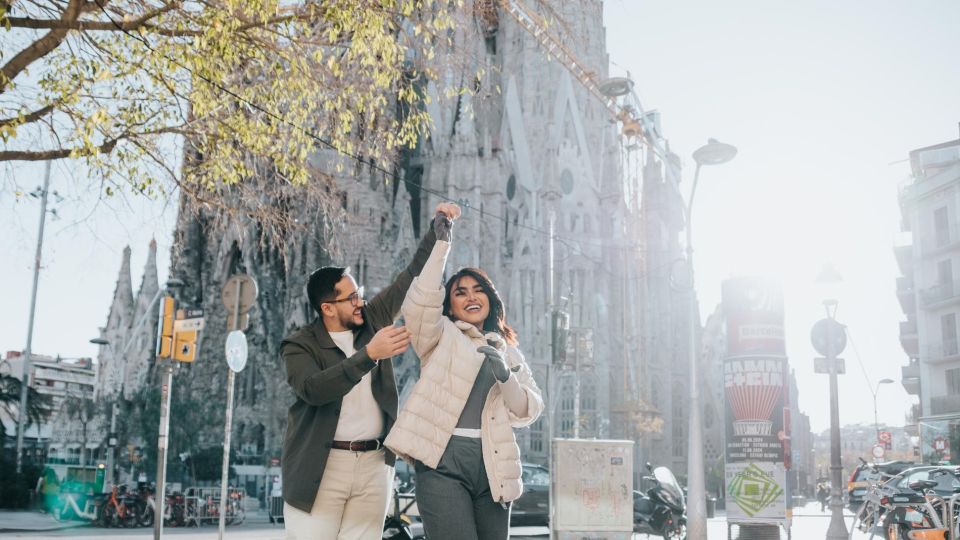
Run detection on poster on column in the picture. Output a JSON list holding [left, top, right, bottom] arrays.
[[725, 462, 787, 522], [721, 277, 789, 529]]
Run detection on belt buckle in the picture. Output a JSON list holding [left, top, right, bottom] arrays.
[[348, 440, 362, 452]]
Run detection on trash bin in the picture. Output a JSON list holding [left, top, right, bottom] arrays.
[[706, 496, 717, 518]]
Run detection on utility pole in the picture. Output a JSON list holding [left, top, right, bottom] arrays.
[[573, 330, 580, 439], [16, 160, 52, 475], [154, 294, 176, 540], [547, 211, 555, 540], [825, 314, 848, 540], [154, 360, 174, 540]]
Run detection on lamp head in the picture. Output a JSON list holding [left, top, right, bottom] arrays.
[[693, 138, 737, 166], [90, 338, 109, 346], [815, 263, 843, 312], [878, 378, 895, 385], [598, 77, 634, 98]]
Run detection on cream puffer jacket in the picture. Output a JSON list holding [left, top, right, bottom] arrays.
[[384, 241, 543, 503]]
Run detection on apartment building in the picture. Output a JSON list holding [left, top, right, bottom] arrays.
[[897, 126, 960, 463]]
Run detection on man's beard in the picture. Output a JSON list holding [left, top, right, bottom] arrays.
[[343, 312, 362, 330]]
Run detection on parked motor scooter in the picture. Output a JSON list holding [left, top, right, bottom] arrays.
[[633, 463, 687, 540], [382, 481, 425, 540]]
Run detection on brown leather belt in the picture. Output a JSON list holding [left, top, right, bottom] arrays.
[[330, 439, 383, 452]]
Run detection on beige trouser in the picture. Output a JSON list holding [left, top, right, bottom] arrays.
[[284, 448, 392, 540]]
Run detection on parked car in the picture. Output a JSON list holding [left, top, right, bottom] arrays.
[[510, 464, 549, 527], [884, 465, 960, 496], [847, 459, 915, 509]]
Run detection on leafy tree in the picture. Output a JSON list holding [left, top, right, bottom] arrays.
[[60, 393, 100, 467], [1, 0, 460, 233], [0, 373, 52, 428]]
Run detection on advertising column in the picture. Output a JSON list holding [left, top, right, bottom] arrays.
[[721, 277, 789, 527]]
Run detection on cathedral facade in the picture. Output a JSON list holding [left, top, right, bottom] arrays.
[[96, 0, 699, 489]]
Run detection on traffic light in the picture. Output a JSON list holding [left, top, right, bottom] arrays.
[[172, 326, 198, 362], [156, 295, 175, 359]]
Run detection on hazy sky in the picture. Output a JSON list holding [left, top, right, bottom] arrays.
[[603, 0, 960, 432], [2, 1, 959, 435]]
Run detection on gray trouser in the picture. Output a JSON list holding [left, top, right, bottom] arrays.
[[415, 436, 511, 540]]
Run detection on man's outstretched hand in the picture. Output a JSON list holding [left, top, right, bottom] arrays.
[[366, 325, 410, 361], [435, 202, 461, 221]]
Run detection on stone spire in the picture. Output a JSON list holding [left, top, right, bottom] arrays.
[[96, 246, 134, 398], [133, 240, 159, 322], [125, 239, 160, 397]]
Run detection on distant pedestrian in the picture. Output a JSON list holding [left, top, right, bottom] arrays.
[[816, 483, 829, 511]]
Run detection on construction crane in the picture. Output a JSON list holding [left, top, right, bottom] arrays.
[[484, 0, 669, 157], [475, 0, 667, 431]]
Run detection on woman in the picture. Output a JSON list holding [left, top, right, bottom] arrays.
[[384, 212, 543, 540]]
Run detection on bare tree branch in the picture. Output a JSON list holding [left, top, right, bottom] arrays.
[[0, 104, 55, 127], [5, 9, 324, 38], [1, 0, 89, 93]]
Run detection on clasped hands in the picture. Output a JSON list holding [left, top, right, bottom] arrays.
[[433, 202, 460, 242]]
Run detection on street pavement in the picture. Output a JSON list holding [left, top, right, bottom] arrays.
[[0, 502, 889, 539]]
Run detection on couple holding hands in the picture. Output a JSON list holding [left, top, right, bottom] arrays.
[[280, 202, 543, 540]]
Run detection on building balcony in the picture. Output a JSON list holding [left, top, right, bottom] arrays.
[[925, 339, 960, 364], [930, 394, 960, 416], [894, 243, 913, 276], [897, 276, 916, 314], [901, 362, 920, 396], [900, 320, 919, 358], [920, 280, 960, 309]]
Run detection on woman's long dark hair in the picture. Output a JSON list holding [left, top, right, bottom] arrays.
[[442, 267, 518, 346]]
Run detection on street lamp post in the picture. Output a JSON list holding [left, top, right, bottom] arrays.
[[89, 278, 184, 490], [815, 264, 849, 540], [685, 138, 737, 540], [872, 378, 894, 444]]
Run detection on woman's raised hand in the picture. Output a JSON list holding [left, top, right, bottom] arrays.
[[433, 212, 453, 242]]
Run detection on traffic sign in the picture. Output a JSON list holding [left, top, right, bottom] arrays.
[[225, 330, 248, 373], [811, 318, 847, 356], [221, 275, 258, 314], [872, 444, 885, 460], [174, 317, 205, 332], [814, 357, 845, 374], [226, 312, 250, 332]]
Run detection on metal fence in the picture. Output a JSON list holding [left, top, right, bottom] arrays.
[[180, 486, 245, 526]]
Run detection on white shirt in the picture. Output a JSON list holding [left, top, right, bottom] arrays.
[[329, 330, 384, 441]]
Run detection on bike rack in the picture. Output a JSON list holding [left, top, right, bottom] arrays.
[[181, 486, 245, 526]]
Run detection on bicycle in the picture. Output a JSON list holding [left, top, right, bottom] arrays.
[[851, 459, 903, 538], [878, 475, 953, 540], [99, 484, 140, 528]]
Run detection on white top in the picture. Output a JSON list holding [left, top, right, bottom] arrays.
[[329, 330, 384, 441]]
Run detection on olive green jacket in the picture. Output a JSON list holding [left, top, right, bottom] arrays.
[[280, 226, 436, 512]]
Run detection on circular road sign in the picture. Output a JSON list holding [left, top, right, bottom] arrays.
[[811, 318, 847, 356], [872, 444, 885, 460], [221, 274, 258, 313], [225, 330, 248, 373]]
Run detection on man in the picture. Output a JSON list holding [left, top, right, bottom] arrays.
[[281, 202, 460, 540]]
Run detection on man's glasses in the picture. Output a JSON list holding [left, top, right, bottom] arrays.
[[324, 286, 365, 307]]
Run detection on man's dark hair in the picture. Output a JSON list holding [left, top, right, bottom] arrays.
[[307, 266, 350, 314]]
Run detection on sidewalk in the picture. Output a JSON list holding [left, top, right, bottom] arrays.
[[0, 510, 90, 533]]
